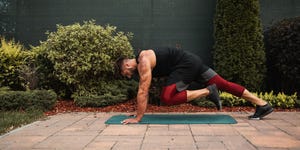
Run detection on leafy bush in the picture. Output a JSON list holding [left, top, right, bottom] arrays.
[[0, 90, 57, 111], [213, 0, 266, 91], [74, 80, 137, 107], [258, 91, 297, 109], [30, 45, 73, 98], [264, 16, 300, 95], [192, 91, 297, 108], [33, 20, 136, 105], [0, 37, 28, 90]]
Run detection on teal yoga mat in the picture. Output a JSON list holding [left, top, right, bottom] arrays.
[[105, 114, 237, 124]]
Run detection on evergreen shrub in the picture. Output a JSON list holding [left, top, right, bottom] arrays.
[[264, 16, 300, 95], [213, 0, 266, 91]]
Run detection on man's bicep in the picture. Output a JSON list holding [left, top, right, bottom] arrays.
[[138, 62, 152, 92]]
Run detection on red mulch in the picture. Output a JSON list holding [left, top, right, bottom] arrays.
[[44, 99, 300, 116]]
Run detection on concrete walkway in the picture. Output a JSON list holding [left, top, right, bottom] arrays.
[[0, 112, 299, 150]]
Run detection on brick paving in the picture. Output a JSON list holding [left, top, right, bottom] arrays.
[[0, 112, 299, 150]]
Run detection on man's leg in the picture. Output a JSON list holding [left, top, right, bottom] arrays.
[[160, 83, 221, 110], [207, 75, 273, 119], [186, 84, 222, 110], [160, 84, 188, 105]]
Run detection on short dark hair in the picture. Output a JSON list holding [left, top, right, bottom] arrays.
[[114, 56, 126, 78]]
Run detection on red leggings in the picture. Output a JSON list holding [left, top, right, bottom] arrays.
[[160, 75, 245, 105]]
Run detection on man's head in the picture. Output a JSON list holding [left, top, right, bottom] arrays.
[[115, 57, 137, 79]]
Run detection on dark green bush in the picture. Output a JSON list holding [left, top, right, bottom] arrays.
[[74, 80, 137, 107], [0, 90, 57, 111], [213, 0, 266, 91], [264, 16, 300, 95]]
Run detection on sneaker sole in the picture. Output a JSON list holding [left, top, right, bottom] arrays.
[[248, 108, 274, 120]]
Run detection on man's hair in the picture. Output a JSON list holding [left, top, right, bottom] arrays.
[[114, 56, 126, 78]]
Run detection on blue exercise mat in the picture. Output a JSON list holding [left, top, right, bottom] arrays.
[[105, 114, 237, 124]]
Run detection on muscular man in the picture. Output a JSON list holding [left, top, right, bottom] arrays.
[[115, 47, 273, 124]]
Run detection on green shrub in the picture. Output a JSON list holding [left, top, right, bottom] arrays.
[[264, 16, 300, 95], [0, 37, 28, 90], [0, 90, 57, 111], [74, 80, 137, 107], [30, 45, 73, 98], [258, 91, 297, 109], [192, 91, 297, 108], [33, 20, 135, 103], [213, 0, 266, 91]]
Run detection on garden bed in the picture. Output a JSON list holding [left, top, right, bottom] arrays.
[[45, 99, 300, 116]]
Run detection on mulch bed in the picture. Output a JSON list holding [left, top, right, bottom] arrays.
[[44, 99, 300, 116]]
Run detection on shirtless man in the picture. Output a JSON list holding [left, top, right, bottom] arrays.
[[115, 47, 273, 124]]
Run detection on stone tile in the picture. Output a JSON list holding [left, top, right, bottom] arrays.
[[100, 125, 147, 136], [146, 124, 191, 136], [0, 135, 47, 150], [93, 135, 143, 150], [34, 135, 96, 150], [196, 141, 226, 149], [194, 135, 256, 150], [245, 131, 300, 149], [190, 124, 214, 135], [141, 135, 197, 150], [84, 141, 115, 150]]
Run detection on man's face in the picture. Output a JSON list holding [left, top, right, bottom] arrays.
[[121, 63, 135, 79]]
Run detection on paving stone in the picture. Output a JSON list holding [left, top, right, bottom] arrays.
[[0, 112, 300, 150], [0, 135, 47, 150], [141, 135, 197, 150], [34, 135, 96, 150], [100, 124, 147, 136]]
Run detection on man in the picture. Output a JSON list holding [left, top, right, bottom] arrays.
[[115, 47, 273, 124]]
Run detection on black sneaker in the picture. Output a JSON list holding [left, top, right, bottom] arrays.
[[248, 103, 273, 120], [207, 84, 222, 110]]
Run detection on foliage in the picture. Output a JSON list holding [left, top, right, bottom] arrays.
[[213, 0, 266, 91], [264, 16, 300, 95], [258, 91, 297, 109], [192, 91, 297, 108], [73, 80, 138, 107], [30, 45, 73, 98], [32, 20, 136, 102], [0, 37, 28, 90], [0, 90, 57, 111]]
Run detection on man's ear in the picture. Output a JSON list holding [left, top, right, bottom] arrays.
[[124, 61, 130, 68]]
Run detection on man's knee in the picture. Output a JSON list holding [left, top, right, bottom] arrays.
[[160, 94, 173, 105]]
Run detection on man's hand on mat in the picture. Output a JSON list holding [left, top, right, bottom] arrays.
[[121, 118, 139, 124]]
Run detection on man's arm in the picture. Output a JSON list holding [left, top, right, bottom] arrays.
[[135, 58, 152, 121], [122, 52, 152, 124]]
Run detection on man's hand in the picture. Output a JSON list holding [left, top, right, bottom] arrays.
[[121, 118, 140, 125]]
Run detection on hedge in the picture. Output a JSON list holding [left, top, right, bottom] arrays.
[[0, 89, 57, 111], [213, 0, 266, 91]]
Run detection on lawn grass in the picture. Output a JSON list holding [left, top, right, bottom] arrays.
[[0, 110, 45, 135]]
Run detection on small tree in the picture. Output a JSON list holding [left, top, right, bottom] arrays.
[[213, 0, 266, 91]]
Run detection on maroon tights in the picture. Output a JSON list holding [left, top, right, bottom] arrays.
[[160, 75, 245, 105]]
